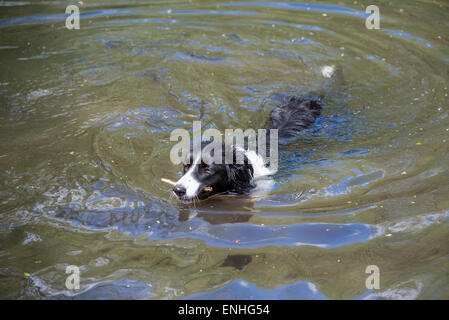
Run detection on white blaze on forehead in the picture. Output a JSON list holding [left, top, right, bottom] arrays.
[[175, 155, 201, 198]]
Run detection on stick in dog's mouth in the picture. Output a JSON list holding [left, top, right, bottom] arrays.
[[161, 178, 176, 186], [201, 186, 212, 193], [162, 178, 213, 198]]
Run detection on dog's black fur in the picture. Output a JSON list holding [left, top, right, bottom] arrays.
[[172, 95, 323, 202], [270, 95, 323, 144]]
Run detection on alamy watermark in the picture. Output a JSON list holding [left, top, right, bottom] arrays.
[[170, 121, 279, 171], [365, 265, 380, 289], [65, 5, 80, 30], [365, 5, 380, 30], [65, 265, 80, 290]]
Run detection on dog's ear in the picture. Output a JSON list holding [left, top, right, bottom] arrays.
[[226, 163, 254, 193]]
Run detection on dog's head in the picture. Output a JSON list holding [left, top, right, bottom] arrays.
[[172, 142, 254, 203]]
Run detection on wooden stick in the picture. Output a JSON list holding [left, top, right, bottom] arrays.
[[161, 178, 176, 186]]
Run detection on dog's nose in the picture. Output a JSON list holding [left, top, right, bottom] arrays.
[[173, 185, 186, 197]]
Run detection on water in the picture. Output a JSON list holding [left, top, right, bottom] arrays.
[[0, 0, 448, 300]]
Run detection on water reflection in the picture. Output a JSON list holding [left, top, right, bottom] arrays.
[[50, 278, 153, 300], [49, 183, 378, 248], [185, 279, 328, 300]]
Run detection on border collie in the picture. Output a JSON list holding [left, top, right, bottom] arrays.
[[172, 66, 337, 203]]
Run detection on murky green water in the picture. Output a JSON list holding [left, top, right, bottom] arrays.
[[1, 0, 448, 299]]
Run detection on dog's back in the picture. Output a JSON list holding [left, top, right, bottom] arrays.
[[268, 65, 341, 145], [269, 95, 323, 144]]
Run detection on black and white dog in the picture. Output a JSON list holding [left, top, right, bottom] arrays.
[[172, 66, 338, 203]]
